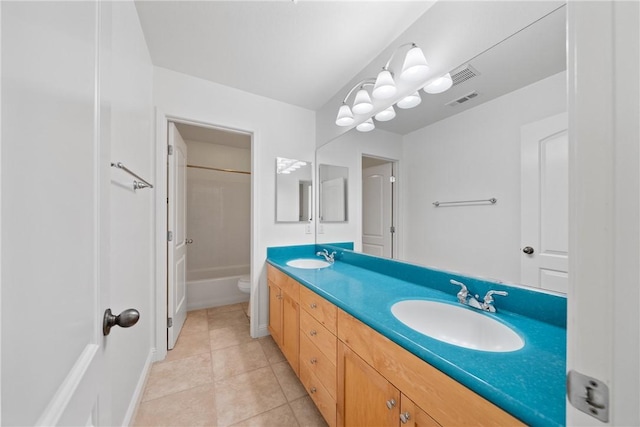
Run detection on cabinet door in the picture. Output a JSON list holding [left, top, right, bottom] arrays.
[[338, 343, 399, 427], [281, 291, 300, 374], [268, 281, 282, 345], [400, 394, 440, 427]]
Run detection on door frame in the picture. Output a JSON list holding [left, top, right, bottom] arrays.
[[153, 110, 256, 361], [360, 155, 400, 259]]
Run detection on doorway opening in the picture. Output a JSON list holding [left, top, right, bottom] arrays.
[[158, 116, 254, 354], [361, 155, 398, 259]]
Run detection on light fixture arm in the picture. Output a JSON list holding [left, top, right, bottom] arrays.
[[382, 42, 417, 71], [341, 78, 376, 104]]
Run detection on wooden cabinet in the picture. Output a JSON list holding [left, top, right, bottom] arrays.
[[337, 342, 400, 427], [399, 394, 440, 427], [267, 265, 299, 374], [337, 310, 525, 427], [268, 265, 523, 427], [298, 287, 339, 426]]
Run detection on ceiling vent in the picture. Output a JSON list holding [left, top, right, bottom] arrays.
[[450, 64, 480, 87], [445, 91, 479, 107]]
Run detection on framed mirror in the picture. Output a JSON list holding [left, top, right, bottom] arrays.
[[319, 164, 348, 222], [275, 157, 312, 222]]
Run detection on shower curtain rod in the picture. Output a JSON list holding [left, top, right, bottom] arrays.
[[187, 164, 251, 175]]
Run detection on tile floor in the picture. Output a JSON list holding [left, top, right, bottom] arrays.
[[133, 303, 328, 427]]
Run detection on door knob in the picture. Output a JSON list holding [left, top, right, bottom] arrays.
[[103, 308, 140, 336], [185, 239, 194, 244], [523, 246, 535, 254]]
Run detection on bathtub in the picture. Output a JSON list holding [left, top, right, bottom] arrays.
[[186, 265, 250, 311]]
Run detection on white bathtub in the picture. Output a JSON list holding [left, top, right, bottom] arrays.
[[186, 265, 250, 311]]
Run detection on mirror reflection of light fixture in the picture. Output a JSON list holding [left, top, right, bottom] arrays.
[[424, 73, 453, 94], [335, 42, 452, 132], [374, 105, 396, 122], [397, 92, 422, 109], [356, 118, 375, 132], [277, 157, 308, 174]]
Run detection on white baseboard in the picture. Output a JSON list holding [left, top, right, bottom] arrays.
[[122, 348, 156, 426], [187, 294, 249, 311]]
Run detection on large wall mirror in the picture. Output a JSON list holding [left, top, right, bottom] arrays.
[[319, 164, 348, 222], [316, 3, 568, 295], [276, 157, 312, 222]]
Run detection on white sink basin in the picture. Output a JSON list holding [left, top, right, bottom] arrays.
[[391, 300, 524, 352], [286, 258, 331, 269]]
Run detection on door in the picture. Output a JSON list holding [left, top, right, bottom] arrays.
[[321, 177, 346, 222], [1, 1, 109, 424], [167, 123, 188, 349], [362, 162, 394, 257], [520, 113, 568, 293]]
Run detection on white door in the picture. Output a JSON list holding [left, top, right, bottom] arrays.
[[1, 1, 110, 425], [321, 177, 346, 222], [520, 113, 568, 293], [167, 123, 188, 349], [362, 162, 394, 257]]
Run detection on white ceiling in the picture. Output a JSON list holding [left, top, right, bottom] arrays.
[[135, 1, 434, 110]]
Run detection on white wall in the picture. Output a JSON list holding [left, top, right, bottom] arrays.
[[316, 129, 403, 250], [108, 2, 155, 425], [185, 140, 251, 280], [401, 71, 566, 284], [153, 68, 316, 337]]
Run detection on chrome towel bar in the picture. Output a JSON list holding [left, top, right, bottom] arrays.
[[433, 198, 497, 207], [111, 162, 154, 190]]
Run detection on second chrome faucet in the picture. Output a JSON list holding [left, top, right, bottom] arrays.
[[450, 279, 508, 313]]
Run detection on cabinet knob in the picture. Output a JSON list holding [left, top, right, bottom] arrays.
[[310, 303, 317, 309], [386, 399, 396, 409], [309, 330, 317, 336], [309, 387, 317, 394], [310, 357, 317, 364], [400, 412, 411, 424]]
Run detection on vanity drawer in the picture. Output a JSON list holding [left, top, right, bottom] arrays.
[[300, 334, 336, 399], [300, 362, 336, 427], [300, 310, 337, 363], [300, 285, 337, 333]]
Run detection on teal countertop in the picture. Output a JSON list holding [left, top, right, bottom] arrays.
[[267, 243, 566, 427]]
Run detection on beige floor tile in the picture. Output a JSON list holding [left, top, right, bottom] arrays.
[[271, 361, 307, 402], [207, 303, 244, 316], [258, 335, 286, 364], [289, 396, 328, 427], [214, 366, 287, 427], [165, 331, 210, 362], [229, 403, 299, 427], [210, 324, 255, 351], [208, 309, 249, 330], [211, 341, 269, 381], [133, 383, 216, 427], [142, 352, 213, 402], [181, 311, 209, 336]]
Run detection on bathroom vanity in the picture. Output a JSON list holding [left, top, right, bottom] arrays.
[[267, 244, 566, 427]]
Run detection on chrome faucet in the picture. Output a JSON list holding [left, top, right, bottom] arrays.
[[481, 290, 508, 312], [316, 249, 336, 263], [450, 279, 508, 312]]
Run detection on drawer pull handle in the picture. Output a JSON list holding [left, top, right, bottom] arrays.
[[309, 330, 317, 336], [400, 412, 411, 424], [386, 399, 396, 409], [310, 387, 317, 394], [310, 303, 317, 309], [310, 357, 317, 364]]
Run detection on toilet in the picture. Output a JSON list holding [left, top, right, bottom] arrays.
[[237, 275, 250, 293], [237, 275, 251, 316]]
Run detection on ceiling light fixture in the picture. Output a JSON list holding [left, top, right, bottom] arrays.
[[335, 42, 453, 132]]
